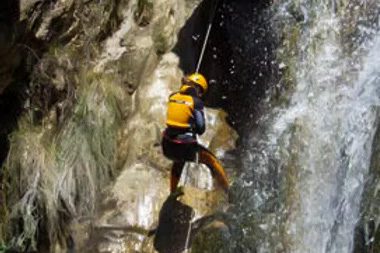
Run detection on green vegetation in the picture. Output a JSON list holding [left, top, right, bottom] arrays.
[[134, 0, 154, 27], [0, 244, 8, 253], [2, 69, 123, 251]]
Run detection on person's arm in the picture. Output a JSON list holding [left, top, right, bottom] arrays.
[[193, 97, 205, 135]]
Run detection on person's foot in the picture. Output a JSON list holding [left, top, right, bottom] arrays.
[[170, 186, 185, 199]]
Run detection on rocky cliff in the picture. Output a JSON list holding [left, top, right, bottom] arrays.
[[0, 0, 237, 252]]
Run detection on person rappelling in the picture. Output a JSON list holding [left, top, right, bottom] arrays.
[[155, 1, 227, 252], [161, 0, 226, 195], [161, 73, 229, 193]]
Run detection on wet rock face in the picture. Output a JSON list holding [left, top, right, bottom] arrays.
[[174, 0, 276, 134], [153, 193, 195, 253], [354, 111, 380, 253], [153, 189, 227, 253], [89, 52, 236, 250], [1, 0, 238, 252]]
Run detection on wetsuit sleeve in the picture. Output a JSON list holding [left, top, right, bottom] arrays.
[[193, 97, 205, 135]]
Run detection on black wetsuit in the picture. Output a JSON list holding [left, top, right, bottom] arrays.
[[162, 86, 229, 193]]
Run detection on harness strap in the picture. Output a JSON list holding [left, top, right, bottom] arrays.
[[162, 131, 197, 144], [169, 98, 193, 106]]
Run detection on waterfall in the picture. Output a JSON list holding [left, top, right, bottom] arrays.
[[237, 1, 380, 252], [276, 27, 380, 253]]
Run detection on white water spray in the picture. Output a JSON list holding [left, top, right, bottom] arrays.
[[244, 2, 380, 253]]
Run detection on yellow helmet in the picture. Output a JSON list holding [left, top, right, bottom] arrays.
[[184, 73, 208, 94]]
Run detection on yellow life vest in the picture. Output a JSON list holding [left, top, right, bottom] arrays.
[[166, 91, 195, 129]]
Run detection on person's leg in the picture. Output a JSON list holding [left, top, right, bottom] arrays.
[[197, 145, 229, 192], [162, 134, 198, 192], [170, 161, 185, 193]]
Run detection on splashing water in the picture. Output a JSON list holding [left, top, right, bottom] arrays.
[[279, 27, 380, 253], [239, 1, 380, 253]]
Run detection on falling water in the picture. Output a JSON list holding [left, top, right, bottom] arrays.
[[277, 24, 380, 253], [237, 1, 380, 253]]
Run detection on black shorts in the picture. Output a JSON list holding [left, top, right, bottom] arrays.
[[161, 135, 198, 162]]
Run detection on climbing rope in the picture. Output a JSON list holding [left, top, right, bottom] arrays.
[[182, 161, 193, 253], [184, 212, 193, 252], [195, 0, 221, 73], [182, 152, 201, 252], [182, 2, 222, 247]]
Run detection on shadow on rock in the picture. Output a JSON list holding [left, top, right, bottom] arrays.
[[152, 190, 225, 253]]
